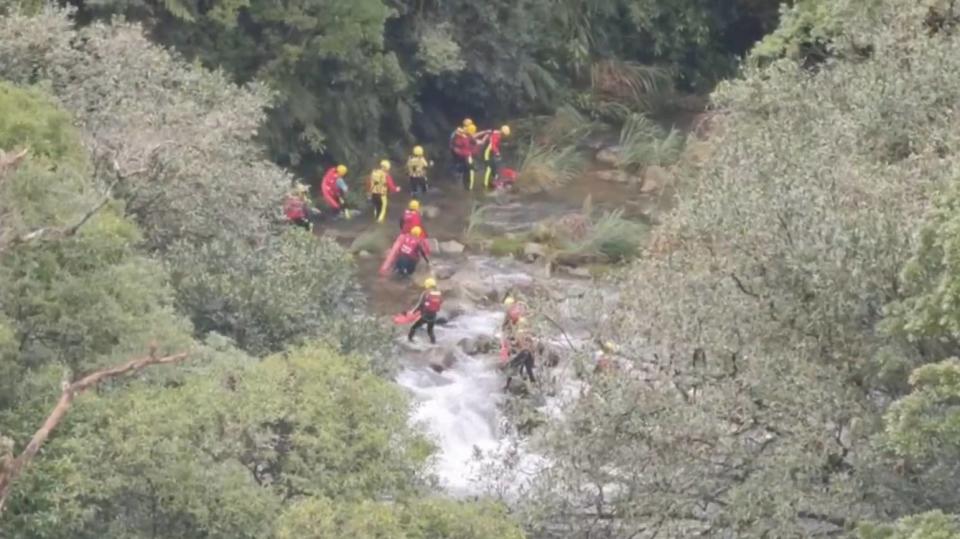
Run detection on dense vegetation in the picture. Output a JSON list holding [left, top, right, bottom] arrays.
[[63, 0, 780, 167], [501, 0, 960, 537], [4, 0, 960, 538]]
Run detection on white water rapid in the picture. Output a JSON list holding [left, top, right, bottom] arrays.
[[395, 309, 508, 495]]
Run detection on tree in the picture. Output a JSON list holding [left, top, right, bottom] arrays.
[[491, 0, 960, 536], [168, 231, 366, 356], [1, 344, 436, 538], [0, 7, 290, 252], [275, 497, 525, 539], [0, 347, 189, 515]]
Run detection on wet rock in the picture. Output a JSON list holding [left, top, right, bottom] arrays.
[[594, 170, 635, 184], [356, 250, 372, 258], [425, 347, 458, 373], [545, 350, 561, 368], [523, 242, 547, 261], [595, 146, 622, 167], [458, 338, 480, 355], [553, 251, 604, 267], [448, 258, 536, 301], [421, 205, 441, 219], [563, 266, 592, 278], [432, 262, 458, 280], [440, 240, 465, 254], [441, 298, 474, 319], [641, 165, 672, 193]]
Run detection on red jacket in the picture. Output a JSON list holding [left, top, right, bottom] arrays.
[[421, 290, 443, 314], [452, 132, 474, 159], [321, 167, 342, 197], [283, 195, 307, 220], [400, 209, 422, 233], [487, 130, 503, 157], [398, 233, 430, 260]]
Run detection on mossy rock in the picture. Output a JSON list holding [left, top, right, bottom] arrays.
[[489, 236, 526, 257]]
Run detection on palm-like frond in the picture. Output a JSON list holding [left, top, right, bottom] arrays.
[[616, 114, 685, 172], [516, 141, 586, 193], [589, 60, 671, 112]]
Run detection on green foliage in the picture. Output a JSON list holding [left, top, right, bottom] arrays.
[[489, 236, 526, 258], [3, 343, 435, 538], [0, 8, 290, 251], [859, 511, 960, 539], [615, 113, 685, 173], [886, 181, 960, 345], [169, 231, 361, 356], [0, 82, 193, 385], [884, 358, 960, 461], [61, 0, 778, 165], [503, 1, 960, 536], [515, 142, 586, 193], [550, 208, 647, 264], [0, 82, 86, 170], [275, 497, 525, 539]]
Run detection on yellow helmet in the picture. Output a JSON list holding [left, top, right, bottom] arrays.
[[408, 199, 420, 211], [413, 145, 424, 157], [336, 164, 348, 176], [463, 118, 474, 128], [424, 277, 437, 289], [410, 226, 423, 237], [504, 296, 515, 306], [466, 124, 477, 136], [380, 159, 391, 171], [501, 125, 511, 136]]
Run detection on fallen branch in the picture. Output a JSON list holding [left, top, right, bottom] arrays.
[[0, 346, 190, 515]]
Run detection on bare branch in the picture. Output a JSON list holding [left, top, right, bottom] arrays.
[[0, 348, 190, 515], [0, 162, 125, 256]]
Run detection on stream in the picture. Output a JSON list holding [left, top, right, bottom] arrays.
[[320, 159, 668, 495]]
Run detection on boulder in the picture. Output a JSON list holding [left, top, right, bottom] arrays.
[[593, 170, 635, 184], [641, 165, 672, 193], [458, 338, 480, 356], [421, 205, 441, 219], [554, 251, 605, 267], [595, 146, 621, 167], [425, 238, 440, 254], [563, 266, 593, 278], [431, 262, 458, 280], [523, 242, 548, 261], [440, 240, 465, 254], [447, 258, 535, 301]]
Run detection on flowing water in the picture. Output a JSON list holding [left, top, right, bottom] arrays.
[[319, 159, 666, 494]]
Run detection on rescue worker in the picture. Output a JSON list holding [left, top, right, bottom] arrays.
[[406, 145, 432, 195], [283, 183, 316, 231], [321, 164, 349, 216], [448, 118, 473, 165], [505, 317, 536, 390], [368, 159, 400, 223], [451, 124, 477, 190], [400, 199, 424, 234], [408, 277, 443, 344], [394, 226, 430, 276], [476, 125, 511, 189], [594, 341, 619, 373]]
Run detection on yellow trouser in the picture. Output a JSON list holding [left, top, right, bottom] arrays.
[[483, 145, 499, 189]]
